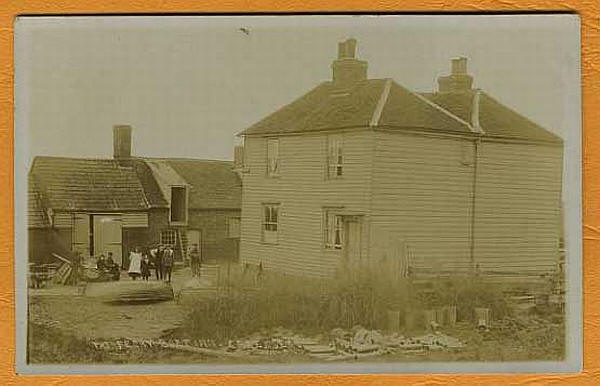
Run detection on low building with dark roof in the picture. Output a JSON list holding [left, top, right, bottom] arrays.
[[28, 125, 241, 268], [235, 39, 563, 278]]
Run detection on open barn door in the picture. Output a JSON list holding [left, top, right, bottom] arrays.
[[93, 215, 123, 267]]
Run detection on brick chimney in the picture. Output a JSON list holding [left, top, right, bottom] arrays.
[[113, 124, 132, 160], [331, 38, 368, 88], [438, 57, 473, 92]]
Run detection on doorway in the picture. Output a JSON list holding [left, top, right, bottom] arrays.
[[344, 216, 362, 268], [93, 215, 123, 267]]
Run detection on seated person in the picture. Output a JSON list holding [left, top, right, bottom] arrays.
[[96, 254, 106, 270], [105, 252, 115, 268]]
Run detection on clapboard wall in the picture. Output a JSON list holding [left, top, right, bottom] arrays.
[[473, 140, 563, 274], [370, 131, 475, 272], [239, 130, 374, 277], [370, 130, 563, 275]]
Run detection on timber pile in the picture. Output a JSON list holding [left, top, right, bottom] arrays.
[[223, 326, 465, 360], [51, 253, 73, 285], [28, 263, 58, 288], [85, 281, 174, 304]]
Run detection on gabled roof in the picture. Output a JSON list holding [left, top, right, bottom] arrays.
[[29, 157, 150, 212], [28, 156, 242, 214], [159, 159, 241, 210], [420, 90, 562, 144], [241, 79, 470, 136]]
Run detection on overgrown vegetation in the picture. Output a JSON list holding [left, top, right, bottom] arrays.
[[180, 268, 409, 343], [176, 266, 557, 344]]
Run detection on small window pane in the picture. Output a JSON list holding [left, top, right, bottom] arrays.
[[328, 135, 343, 178], [267, 139, 280, 176]]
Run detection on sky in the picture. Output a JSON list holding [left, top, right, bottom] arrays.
[[15, 15, 580, 167]]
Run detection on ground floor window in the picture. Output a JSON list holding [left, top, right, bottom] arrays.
[[262, 204, 279, 244], [324, 210, 344, 250], [160, 229, 176, 246]]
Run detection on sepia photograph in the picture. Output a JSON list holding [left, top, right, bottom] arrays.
[[14, 14, 581, 374]]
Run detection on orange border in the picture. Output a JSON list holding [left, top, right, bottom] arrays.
[[1, 1, 597, 384]]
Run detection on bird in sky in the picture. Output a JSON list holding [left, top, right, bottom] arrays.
[[238, 27, 251, 36]]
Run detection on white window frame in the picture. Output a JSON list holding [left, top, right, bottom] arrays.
[[266, 138, 280, 177], [324, 209, 344, 250], [262, 203, 280, 244], [160, 229, 177, 247], [327, 134, 343, 178]]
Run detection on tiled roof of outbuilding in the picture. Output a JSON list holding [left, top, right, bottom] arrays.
[[29, 157, 150, 212], [161, 159, 241, 210]]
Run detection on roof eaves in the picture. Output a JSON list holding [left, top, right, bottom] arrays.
[[373, 125, 482, 139]]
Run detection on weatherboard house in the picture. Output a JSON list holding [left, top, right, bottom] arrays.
[[28, 126, 242, 268], [235, 38, 563, 278]]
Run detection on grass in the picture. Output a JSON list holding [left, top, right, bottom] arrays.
[[28, 264, 565, 364], [27, 322, 109, 364], [174, 265, 413, 343], [175, 265, 562, 347]]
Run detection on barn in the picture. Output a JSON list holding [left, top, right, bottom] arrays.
[[235, 38, 563, 278], [27, 125, 242, 268]]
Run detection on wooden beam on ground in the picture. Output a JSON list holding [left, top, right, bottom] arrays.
[[51, 253, 72, 266]]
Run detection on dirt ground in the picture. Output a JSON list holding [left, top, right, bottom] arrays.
[[28, 268, 191, 341], [28, 267, 564, 364]]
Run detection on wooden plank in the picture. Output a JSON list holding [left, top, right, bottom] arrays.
[[52, 253, 72, 266]]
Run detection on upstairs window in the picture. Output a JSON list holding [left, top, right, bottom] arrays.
[[324, 210, 344, 250], [327, 135, 343, 178], [262, 204, 279, 244], [267, 138, 280, 177], [170, 186, 187, 223]]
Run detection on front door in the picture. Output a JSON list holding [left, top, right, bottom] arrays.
[[93, 215, 123, 267], [344, 217, 362, 268]]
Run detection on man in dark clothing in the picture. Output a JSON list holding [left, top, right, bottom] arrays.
[[189, 245, 200, 277], [151, 245, 163, 280], [163, 246, 174, 283]]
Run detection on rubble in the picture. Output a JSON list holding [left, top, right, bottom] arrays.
[[87, 326, 466, 361]]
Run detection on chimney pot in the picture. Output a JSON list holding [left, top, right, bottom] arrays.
[[332, 38, 367, 88], [113, 125, 132, 160], [438, 57, 473, 92], [451, 57, 468, 75]]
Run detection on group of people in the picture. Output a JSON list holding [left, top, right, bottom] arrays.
[[95, 251, 121, 281], [94, 244, 202, 283], [127, 245, 175, 282]]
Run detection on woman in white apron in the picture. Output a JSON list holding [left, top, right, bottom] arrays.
[[128, 247, 142, 280]]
